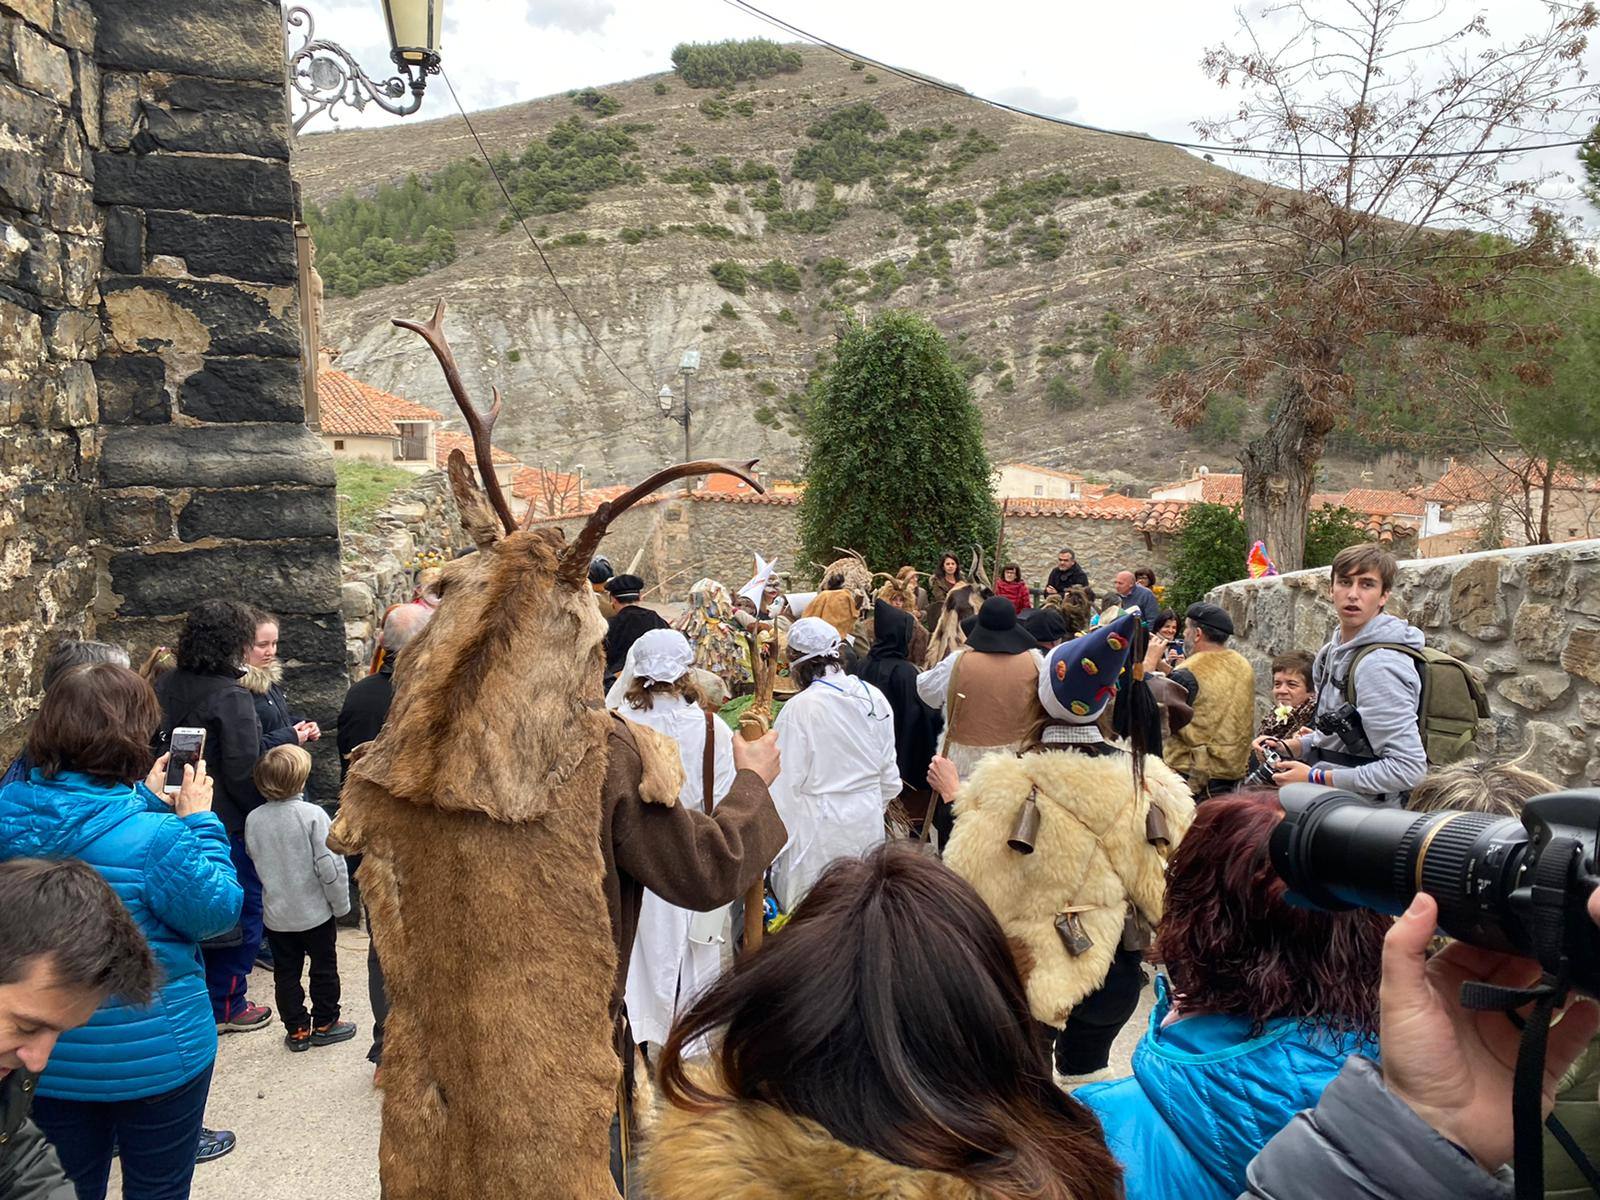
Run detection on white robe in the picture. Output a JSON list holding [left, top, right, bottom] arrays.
[[768, 667, 901, 912], [615, 694, 737, 1049]]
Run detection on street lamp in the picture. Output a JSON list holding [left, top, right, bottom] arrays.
[[283, 0, 444, 134], [659, 352, 701, 495]]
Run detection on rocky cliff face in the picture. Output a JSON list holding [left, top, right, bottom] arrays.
[[292, 46, 1238, 487]]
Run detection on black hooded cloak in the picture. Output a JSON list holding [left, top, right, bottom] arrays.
[[858, 600, 943, 790]]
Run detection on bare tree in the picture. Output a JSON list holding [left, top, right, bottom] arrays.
[[532, 465, 582, 517], [1139, 0, 1598, 569]]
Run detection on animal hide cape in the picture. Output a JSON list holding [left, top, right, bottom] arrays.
[[943, 749, 1195, 1027], [642, 1086, 987, 1200], [329, 520, 687, 1200]]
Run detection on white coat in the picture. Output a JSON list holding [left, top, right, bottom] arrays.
[[768, 667, 901, 912], [615, 692, 737, 1048]]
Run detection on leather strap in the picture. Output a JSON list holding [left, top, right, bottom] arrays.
[[702, 710, 716, 815]]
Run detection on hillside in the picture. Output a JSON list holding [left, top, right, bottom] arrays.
[[292, 45, 1336, 488]]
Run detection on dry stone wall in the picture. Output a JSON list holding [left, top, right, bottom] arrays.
[[339, 471, 467, 675], [0, 0, 345, 796], [1210, 539, 1600, 787]]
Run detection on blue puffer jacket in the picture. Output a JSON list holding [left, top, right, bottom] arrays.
[[1076, 977, 1377, 1200], [0, 770, 242, 1102]]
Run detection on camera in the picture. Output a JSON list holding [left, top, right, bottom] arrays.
[[1271, 783, 1600, 998], [1312, 703, 1370, 755], [1243, 741, 1285, 788]]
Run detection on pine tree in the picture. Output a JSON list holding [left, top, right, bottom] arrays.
[[798, 310, 999, 580]]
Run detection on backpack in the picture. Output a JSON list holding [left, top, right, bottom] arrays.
[[1342, 643, 1490, 766]]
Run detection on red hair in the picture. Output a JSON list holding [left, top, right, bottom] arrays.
[[1154, 792, 1386, 1035]]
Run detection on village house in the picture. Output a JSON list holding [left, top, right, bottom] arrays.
[[316, 367, 446, 473]]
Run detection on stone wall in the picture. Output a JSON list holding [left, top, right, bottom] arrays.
[[1210, 539, 1600, 787], [339, 471, 467, 674], [0, 0, 345, 796], [0, 0, 102, 744], [526, 498, 1170, 599], [1001, 513, 1172, 599]]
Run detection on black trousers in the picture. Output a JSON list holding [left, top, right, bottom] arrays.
[[1049, 946, 1148, 1075], [367, 912, 389, 1064], [266, 917, 341, 1033]]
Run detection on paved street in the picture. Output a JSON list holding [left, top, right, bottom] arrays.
[[138, 923, 1149, 1199]]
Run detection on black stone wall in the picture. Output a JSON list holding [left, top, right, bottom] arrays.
[[1, 0, 345, 796]]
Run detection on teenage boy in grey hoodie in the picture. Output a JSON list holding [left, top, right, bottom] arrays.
[[1261, 544, 1427, 803]]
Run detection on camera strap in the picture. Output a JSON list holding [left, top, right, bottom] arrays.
[[1460, 835, 1586, 1200]]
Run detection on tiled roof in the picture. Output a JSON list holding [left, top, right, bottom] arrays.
[[512, 467, 582, 502], [1134, 500, 1191, 535], [434, 432, 518, 470], [318, 368, 444, 437], [688, 490, 801, 506], [1152, 472, 1244, 505], [1338, 488, 1424, 517], [700, 473, 763, 494], [1001, 494, 1145, 520]]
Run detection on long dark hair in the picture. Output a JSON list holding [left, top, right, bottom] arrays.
[[659, 845, 1122, 1200], [1155, 792, 1387, 1036], [935, 550, 962, 581], [176, 599, 256, 676]]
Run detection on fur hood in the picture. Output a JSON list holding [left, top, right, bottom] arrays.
[[944, 748, 1195, 1027], [643, 1091, 987, 1200], [240, 660, 283, 695]]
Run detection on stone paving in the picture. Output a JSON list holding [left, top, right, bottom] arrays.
[[156, 923, 1149, 1199]]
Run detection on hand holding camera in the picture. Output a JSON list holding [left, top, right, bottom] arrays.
[[1380, 891, 1599, 1171]]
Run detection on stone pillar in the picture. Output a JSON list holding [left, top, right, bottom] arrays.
[[1, 0, 344, 797], [0, 0, 103, 752]]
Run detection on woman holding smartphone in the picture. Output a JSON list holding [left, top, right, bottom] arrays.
[[0, 662, 241, 1199]]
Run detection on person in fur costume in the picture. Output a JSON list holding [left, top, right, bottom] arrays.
[[940, 613, 1195, 1081], [643, 844, 1124, 1200]]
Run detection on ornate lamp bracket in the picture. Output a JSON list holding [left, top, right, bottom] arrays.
[[284, 6, 441, 134]]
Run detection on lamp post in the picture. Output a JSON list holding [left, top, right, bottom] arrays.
[[658, 351, 701, 496], [283, 0, 444, 134]]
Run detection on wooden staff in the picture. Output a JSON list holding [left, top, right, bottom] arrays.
[[735, 618, 779, 951]]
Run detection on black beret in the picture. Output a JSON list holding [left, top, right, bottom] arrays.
[[1185, 602, 1235, 637], [605, 573, 645, 598]]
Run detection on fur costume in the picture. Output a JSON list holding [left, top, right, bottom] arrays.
[[944, 749, 1194, 1027], [328, 444, 785, 1200], [1164, 648, 1257, 789], [643, 1091, 987, 1200]]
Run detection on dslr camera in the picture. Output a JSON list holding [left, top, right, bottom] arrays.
[[1271, 783, 1600, 997]]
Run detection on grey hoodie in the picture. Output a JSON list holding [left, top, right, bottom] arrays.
[[244, 795, 351, 933], [1305, 613, 1427, 800]]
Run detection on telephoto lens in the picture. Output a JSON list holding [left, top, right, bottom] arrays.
[[1270, 783, 1600, 998]]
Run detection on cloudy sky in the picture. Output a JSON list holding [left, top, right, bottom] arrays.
[[289, 0, 1599, 227]]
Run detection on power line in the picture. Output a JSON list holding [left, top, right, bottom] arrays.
[[440, 70, 659, 402], [719, 0, 1594, 164]]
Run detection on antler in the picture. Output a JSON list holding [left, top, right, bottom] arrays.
[[558, 459, 763, 586], [393, 300, 518, 535]]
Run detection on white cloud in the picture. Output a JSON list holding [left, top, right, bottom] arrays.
[[989, 85, 1078, 119], [524, 0, 615, 35]]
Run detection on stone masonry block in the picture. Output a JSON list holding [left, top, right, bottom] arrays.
[[180, 356, 303, 423], [101, 423, 334, 490], [179, 486, 337, 542], [92, 151, 292, 218], [102, 204, 142, 273], [102, 276, 298, 357], [93, 0, 287, 83], [93, 353, 168, 424], [111, 539, 342, 617], [97, 490, 175, 545], [139, 76, 288, 160], [144, 211, 296, 284], [273, 612, 347, 667], [10, 19, 72, 98], [1562, 627, 1600, 688]]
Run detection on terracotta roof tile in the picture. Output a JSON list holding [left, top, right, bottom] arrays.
[[1337, 488, 1423, 517], [997, 462, 1086, 482], [1153, 472, 1243, 505], [317, 368, 443, 437], [434, 432, 518, 470]]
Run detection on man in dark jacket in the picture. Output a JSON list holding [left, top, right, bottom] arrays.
[[1, 859, 159, 1200], [602, 574, 668, 689], [334, 602, 433, 1072], [154, 599, 272, 1032], [1045, 548, 1091, 600]]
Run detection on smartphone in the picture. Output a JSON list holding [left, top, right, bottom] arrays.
[[165, 727, 206, 793]]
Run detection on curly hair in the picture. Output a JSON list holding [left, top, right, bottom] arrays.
[[176, 599, 257, 676], [1153, 791, 1387, 1036], [623, 675, 704, 712]]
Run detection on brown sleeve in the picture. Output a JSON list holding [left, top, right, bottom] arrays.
[[612, 764, 788, 912]]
